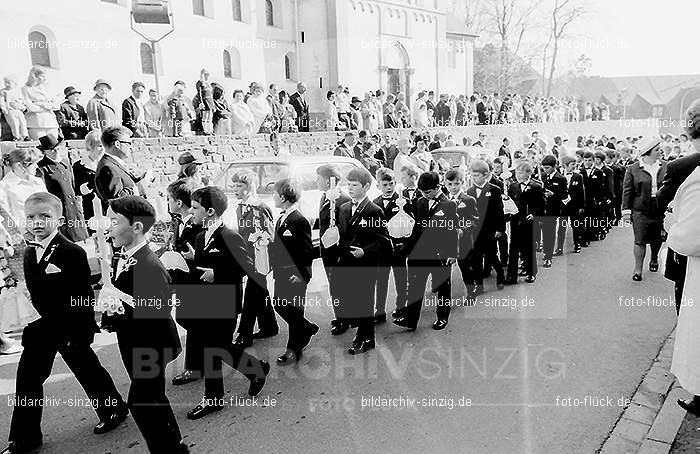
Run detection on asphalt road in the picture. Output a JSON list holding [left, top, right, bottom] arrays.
[[0, 224, 678, 454]]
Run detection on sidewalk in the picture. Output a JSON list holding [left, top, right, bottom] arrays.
[[598, 330, 697, 454]]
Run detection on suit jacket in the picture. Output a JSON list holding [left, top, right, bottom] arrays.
[[236, 201, 274, 258], [373, 192, 413, 256], [289, 92, 309, 132], [541, 171, 569, 216], [407, 193, 459, 261], [56, 101, 88, 140], [23, 232, 98, 345], [94, 154, 139, 210], [563, 172, 586, 214], [488, 175, 504, 192], [579, 166, 607, 207], [602, 165, 616, 200], [333, 143, 361, 160], [37, 156, 88, 242], [108, 244, 181, 354], [401, 187, 421, 215], [316, 191, 351, 264], [170, 217, 204, 328], [72, 159, 97, 221], [611, 162, 626, 200], [448, 192, 478, 260], [467, 183, 505, 247], [270, 209, 314, 284], [476, 102, 488, 124], [337, 198, 388, 267], [507, 179, 546, 223], [86, 95, 120, 131], [434, 101, 451, 126], [121, 96, 144, 138], [622, 161, 667, 215], [191, 224, 253, 321]]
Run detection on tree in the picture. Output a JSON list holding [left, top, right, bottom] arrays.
[[545, 0, 587, 97], [481, 0, 543, 93]]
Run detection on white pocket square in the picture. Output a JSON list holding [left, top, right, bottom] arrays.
[[208, 248, 221, 253], [434, 210, 444, 216], [282, 230, 293, 237], [45, 263, 62, 274]]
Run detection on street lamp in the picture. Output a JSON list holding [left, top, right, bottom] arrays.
[[130, 0, 175, 95]]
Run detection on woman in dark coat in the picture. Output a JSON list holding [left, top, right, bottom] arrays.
[[622, 137, 667, 281]]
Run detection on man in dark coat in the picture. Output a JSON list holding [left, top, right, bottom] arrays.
[[94, 126, 144, 212], [3, 193, 126, 454], [289, 82, 309, 132], [56, 86, 88, 140], [121, 82, 147, 138], [35, 134, 88, 242], [333, 132, 362, 160]]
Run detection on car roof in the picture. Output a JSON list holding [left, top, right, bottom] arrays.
[[229, 155, 360, 165]]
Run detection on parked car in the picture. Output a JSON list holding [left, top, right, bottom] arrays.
[[431, 146, 497, 169], [212, 155, 381, 245]]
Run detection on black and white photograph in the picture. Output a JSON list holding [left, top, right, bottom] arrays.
[[0, 0, 699, 452]]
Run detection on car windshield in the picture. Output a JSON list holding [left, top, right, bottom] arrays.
[[432, 152, 469, 168], [214, 163, 291, 195]]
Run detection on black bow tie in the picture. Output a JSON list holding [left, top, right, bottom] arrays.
[[26, 241, 44, 249]]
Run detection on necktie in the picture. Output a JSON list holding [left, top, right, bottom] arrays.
[[352, 201, 359, 215]]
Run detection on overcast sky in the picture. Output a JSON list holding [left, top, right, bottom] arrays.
[[561, 0, 699, 77]]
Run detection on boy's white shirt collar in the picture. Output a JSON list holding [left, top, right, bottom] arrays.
[[36, 229, 59, 262], [278, 204, 298, 226], [122, 239, 148, 260], [204, 219, 223, 245]]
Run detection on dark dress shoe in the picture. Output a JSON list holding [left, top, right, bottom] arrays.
[[649, 261, 659, 272], [432, 319, 448, 330], [172, 369, 200, 386], [474, 285, 485, 296], [373, 314, 387, 324], [392, 308, 405, 319], [94, 403, 129, 434], [543, 259, 552, 268], [174, 442, 190, 453], [525, 275, 536, 284], [554, 248, 564, 256], [518, 269, 528, 276], [678, 397, 700, 416], [1, 440, 42, 454], [348, 338, 375, 355], [277, 350, 299, 365], [632, 273, 642, 282], [536, 243, 543, 253], [253, 328, 279, 339], [573, 245, 581, 254], [392, 316, 417, 332], [187, 398, 224, 420], [233, 335, 253, 349], [248, 360, 270, 396], [330, 322, 349, 336], [504, 277, 517, 286], [496, 282, 505, 290], [298, 323, 319, 351], [581, 242, 590, 247]]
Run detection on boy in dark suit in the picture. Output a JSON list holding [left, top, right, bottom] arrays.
[[539, 154, 568, 267], [579, 151, 607, 243], [314, 164, 352, 335], [467, 160, 507, 291], [400, 165, 421, 212], [593, 150, 615, 238], [506, 162, 546, 284], [444, 168, 480, 297], [560, 156, 587, 254], [3, 193, 126, 454], [395, 172, 458, 331], [182, 187, 269, 420], [231, 169, 278, 349], [606, 149, 626, 224], [104, 196, 188, 453], [336, 168, 388, 354], [166, 180, 206, 386], [269, 179, 318, 364], [373, 168, 411, 322]]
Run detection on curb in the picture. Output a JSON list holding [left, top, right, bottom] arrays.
[[598, 330, 689, 454]]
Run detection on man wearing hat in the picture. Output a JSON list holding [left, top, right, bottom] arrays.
[[349, 96, 363, 130], [35, 134, 89, 242], [56, 86, 88, 140], [86, 79, 120, 132]]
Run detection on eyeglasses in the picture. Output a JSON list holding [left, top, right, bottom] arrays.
[[21, 160, 35, 168], [118, 138, 133, 145]]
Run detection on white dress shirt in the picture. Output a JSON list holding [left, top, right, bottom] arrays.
[[34, 229, 59, 263], [0, 171, 47, 231]]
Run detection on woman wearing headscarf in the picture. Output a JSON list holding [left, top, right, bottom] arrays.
[[246, 82, 273, 134], [621, 137, 667, 281]]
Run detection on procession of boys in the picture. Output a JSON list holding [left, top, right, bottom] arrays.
[[0, 123, 677, 454]]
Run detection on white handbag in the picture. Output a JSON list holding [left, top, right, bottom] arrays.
[[387, 197, 415, 238], [321, 181, 341, 248]]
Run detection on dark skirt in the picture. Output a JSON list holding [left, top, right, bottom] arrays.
[[632, 211, 663, 245]]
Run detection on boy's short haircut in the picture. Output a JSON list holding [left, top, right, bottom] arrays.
[[316, 164, 343, 182], [231, 169, 258, 193], [273, 178, 301, 204], [417, 172, 440, 191], [167, 179, 194, 208], [593, 150, 607, 161], [375, 167, 395, 182], [561, 155, 577, 167], [192, 186, 228, 217], [25, 192, 63, 217], [470, 159, 490, 175], [400, 165, 419, 179], [109, 195, 157, 232], [514, 161, 533, 174], [84, 130, 102, 151], [445, 168, 465, 182], [605, 149, 616, 160], [346, 167, 373, 186], [582, 151, 594, 159]]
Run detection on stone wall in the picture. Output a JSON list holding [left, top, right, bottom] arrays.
[[0, 120, 660, 185]]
